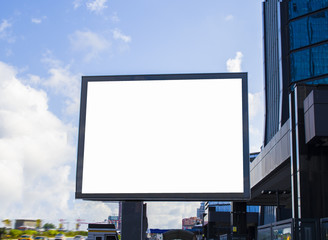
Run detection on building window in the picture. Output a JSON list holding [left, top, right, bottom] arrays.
[[290, 10, 328, 50], [305, 76, 328, 85], [290, 43, 328, 82], [289, 0, 328, 19]]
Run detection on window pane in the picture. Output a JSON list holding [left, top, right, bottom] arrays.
[[306, 77, 328, 85], [290, 43, 328, 82], [290, 10, 328, 50], [289, 0, 328, 19], [290, 49, 311, 82]]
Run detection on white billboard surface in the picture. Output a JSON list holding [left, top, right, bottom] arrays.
[[76, 74, 249, 200]]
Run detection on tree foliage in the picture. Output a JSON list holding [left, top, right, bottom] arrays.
[[1, 220, 11, 228], [8, 229, 21, 239], [42, 223, 56, 231], [42, 230, 59, 237], [3, 227, 87, 239], [0, 228, 6, 240], [22, 230, 37, 236], [36, 220, 42, 229]]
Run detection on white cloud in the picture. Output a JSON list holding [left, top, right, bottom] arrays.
[[113, 28, 131, 43], [86, 0, 108, 13], [249, 125, 263, 152], [248, 92, 264, 152], [0, 61, 75, 218], [0, 19, 11, 32], [73, 0, 83, 9], [147, 202, 200, 228], [69, 30, 111, 62], [226, 51, 243, 72], [5, 48, 13, 57], [39, 51, 81, 116], [31, 18, 42, 24], [0, 19, 15, 42], [111, 12, 120, 22], [46, 70, 80, 116], [72, 201, 118, 224], [0, 61, 118, 226], [27, 74, 41, 84], [225, 14, 234, 21], [248, 92, 263, 120]]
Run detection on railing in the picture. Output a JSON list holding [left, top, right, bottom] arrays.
[[257, 218, 321, 240], [320, 218, 328, 240]]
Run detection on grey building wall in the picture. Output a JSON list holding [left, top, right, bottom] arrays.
[[263, 0, 282, 145]]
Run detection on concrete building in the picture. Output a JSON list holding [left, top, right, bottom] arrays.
[[14, 219, 37, 230], [182, 217, 201, 230]]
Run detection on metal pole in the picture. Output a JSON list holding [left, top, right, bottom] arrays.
[[276, 190, 280, 222], [121, 201, 144, 240]]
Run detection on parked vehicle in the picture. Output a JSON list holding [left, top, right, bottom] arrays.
[[55, 234, 66, 240], [74, 235, 86, 240], [35, 237, 49, 240], [87, 224, 118, 240], [18, 235, 34, 240]]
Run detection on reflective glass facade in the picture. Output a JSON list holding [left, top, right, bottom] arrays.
[[263, 0, 328, 144], [261, 0, 328, 230], [290, 43, 328, 82], [289, 10, 328, 50], [306, 76, 328, 85], [288, 2, 328, 84], [208, 202, 259, 213], [289, 0, 328, 19]]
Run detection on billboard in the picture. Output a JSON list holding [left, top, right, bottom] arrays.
[[76, 73, 250, 201]]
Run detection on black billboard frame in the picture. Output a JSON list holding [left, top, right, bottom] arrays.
[[75, 72, 250, 201]]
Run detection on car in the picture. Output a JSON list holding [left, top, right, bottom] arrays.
[[18, 235, 34, 240], [55, 234, 66, 240], [74, 235, 86, 240], [35, 237, 49, 240]]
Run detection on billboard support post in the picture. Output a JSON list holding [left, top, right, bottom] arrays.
[[231, 202, 247, 235], [121, 201, 146, 240]]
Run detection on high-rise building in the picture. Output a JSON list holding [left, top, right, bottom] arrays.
[[197, 202, 205, 220], [250, 0, 328, 237], [263, 0, 328, 145]]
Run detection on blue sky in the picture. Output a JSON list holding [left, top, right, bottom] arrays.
[[0, 0, 264, 229]]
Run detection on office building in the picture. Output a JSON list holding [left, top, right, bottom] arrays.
[[14, 219, 37, 230], [203, 202, 259, 239], [263, 0, 328, 145], [182, 217, 201, 230], [250, 0, 328, 238], [197, 202, 205, 220]]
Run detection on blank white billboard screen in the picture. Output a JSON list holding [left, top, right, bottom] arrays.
[[80, 77, 246, 196]]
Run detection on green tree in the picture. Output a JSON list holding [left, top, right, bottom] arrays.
[[44, 230, 59, 237], [2, 220, 11, 229], [36, 220, 42, 229], [0, 228, 6, 240], [22, 230, 37, 236], [9, 229, 22, 239], [43, 223, 56, 231]]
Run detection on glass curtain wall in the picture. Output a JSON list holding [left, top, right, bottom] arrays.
[[288, 0, 328, 84]]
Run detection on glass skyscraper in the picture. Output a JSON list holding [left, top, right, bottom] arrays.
[[263, 0, 328, 145], [257, 0, 328, 230], [289, 0, 328, 84]]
